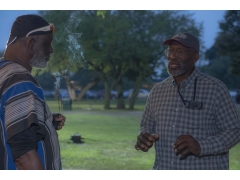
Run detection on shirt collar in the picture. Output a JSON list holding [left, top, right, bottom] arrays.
[[171, 68, 200, 89]]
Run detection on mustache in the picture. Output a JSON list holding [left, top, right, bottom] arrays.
[[168, 60, 180, 66]]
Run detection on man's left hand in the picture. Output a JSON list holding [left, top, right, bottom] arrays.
[[173, 135, 201, 159], [53, 114, 66, 130]]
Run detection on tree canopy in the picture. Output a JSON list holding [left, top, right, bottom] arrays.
[[212, 10, 240, 75], [38, 10, 203, 109]]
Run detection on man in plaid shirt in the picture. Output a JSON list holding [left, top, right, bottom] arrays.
[[135, 32, 240, 170]]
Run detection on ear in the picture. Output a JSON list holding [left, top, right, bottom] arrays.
[[25, 37, 36, 53], [193, 52, 199, 63]]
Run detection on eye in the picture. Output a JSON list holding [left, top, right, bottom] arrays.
[[176, 49, 185, 54]]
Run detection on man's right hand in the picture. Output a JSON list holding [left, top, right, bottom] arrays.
[[135, 133, 159, 152]]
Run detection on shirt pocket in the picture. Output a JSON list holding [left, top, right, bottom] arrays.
[[176, 105, 217, 139]]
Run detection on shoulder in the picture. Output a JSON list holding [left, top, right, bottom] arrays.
[[1, 60, 36, 82], [149, 76, 173, 96], [0, 61, 42, 98], [196, 69, 229, 94], [0, 60, 31, 80], [153, 75, 172, 87], [197, 70, 226, 86]]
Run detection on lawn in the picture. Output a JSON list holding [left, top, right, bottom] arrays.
[[47, 99, 240, 170], [57, 112, 155, 170]]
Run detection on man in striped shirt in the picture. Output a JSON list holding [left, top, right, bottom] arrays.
[[135, 32, 240, 169], [0, 14, 66, 170]]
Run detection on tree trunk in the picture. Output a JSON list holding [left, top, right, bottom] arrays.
[[103, 81, 111, 109], [76, 77, 100, 101], [129, 74, 142, 109], [116, 78, 125, 109], [65, 76, 77, 100]]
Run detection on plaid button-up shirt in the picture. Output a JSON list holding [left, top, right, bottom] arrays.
[[140, 68, 240, 170]]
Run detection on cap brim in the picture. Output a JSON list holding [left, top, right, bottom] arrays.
[[162, 39, 191, 48], [163, 38, 176, 45]]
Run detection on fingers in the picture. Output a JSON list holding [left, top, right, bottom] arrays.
[[135, 134, 149, 152], [135, 143, 148, 152], [135, 133, 159, 152], [135, 139, 150, 152], [173, 135, 201, 158], [152, 134, 159, 141], [174, 142, 189, 158], [179, 148, 190, 159], [54, 114, 66, 130], [174, 147, 190, 159], [173, 135, 193, 149], [55, 115, 66, 122], [57, 121, 65, 130]]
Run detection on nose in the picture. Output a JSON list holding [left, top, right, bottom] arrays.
[[168, 51, 177, 60], [170, 51, 178, 58]]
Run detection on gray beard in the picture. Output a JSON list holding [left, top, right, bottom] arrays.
[[29, 53, 48, 69], [167, 60, 186, 77]]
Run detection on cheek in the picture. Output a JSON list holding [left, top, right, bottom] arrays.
[[40, 47, 49, 55], [181, 57, 195, 68]]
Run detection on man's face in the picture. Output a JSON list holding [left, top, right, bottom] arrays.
[[30, 33, 53, 69], [166, 41, 198, 77]]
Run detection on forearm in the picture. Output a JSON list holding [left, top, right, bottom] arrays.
[[199, 86, 240, 156], [8, 125, 44, 170], [14, 149, 44, 170], [140, 117, 156, 135], [198, 128, 240, 156], [140, 101, 155, 134]]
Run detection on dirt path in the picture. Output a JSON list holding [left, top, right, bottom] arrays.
[[61, 109, 143, 117]]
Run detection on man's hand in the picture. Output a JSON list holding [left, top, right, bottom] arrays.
[[135, 133, 159, 152], [52, 114, 66, 130], [173, 135, 201, 159]]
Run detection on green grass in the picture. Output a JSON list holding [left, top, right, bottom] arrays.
[[46, 99, 240, 170], [230, 143, 240, 170], [56, 112, 155, 170]]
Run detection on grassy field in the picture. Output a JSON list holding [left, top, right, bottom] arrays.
[[47, 99, 240, 170]]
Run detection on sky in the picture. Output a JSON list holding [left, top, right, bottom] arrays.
[[0, 10, 226, 52]]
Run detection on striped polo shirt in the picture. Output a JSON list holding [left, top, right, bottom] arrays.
[[0, 59, 61, 170]]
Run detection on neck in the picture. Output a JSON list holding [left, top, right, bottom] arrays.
[[4, 47, 32, 73]]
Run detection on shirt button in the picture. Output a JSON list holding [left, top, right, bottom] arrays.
[[172, 125, 175, 128], [175, 108, 178, 111], [171, 161, 173, 164]]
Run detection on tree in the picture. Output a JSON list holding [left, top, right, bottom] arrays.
[[199, 56, 240, 89], [70, 68, 101, 100], [214, 10, 240, 75], [123, 10, 203, 109], [39, 10, 203, 109], [36, 10, 101, 101]]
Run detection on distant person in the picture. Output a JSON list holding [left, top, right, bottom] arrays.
[[0, 14, 66, 170], [135, 32, 240, 170]]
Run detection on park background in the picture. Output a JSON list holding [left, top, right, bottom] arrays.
[[1, 1, 240, 178]]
